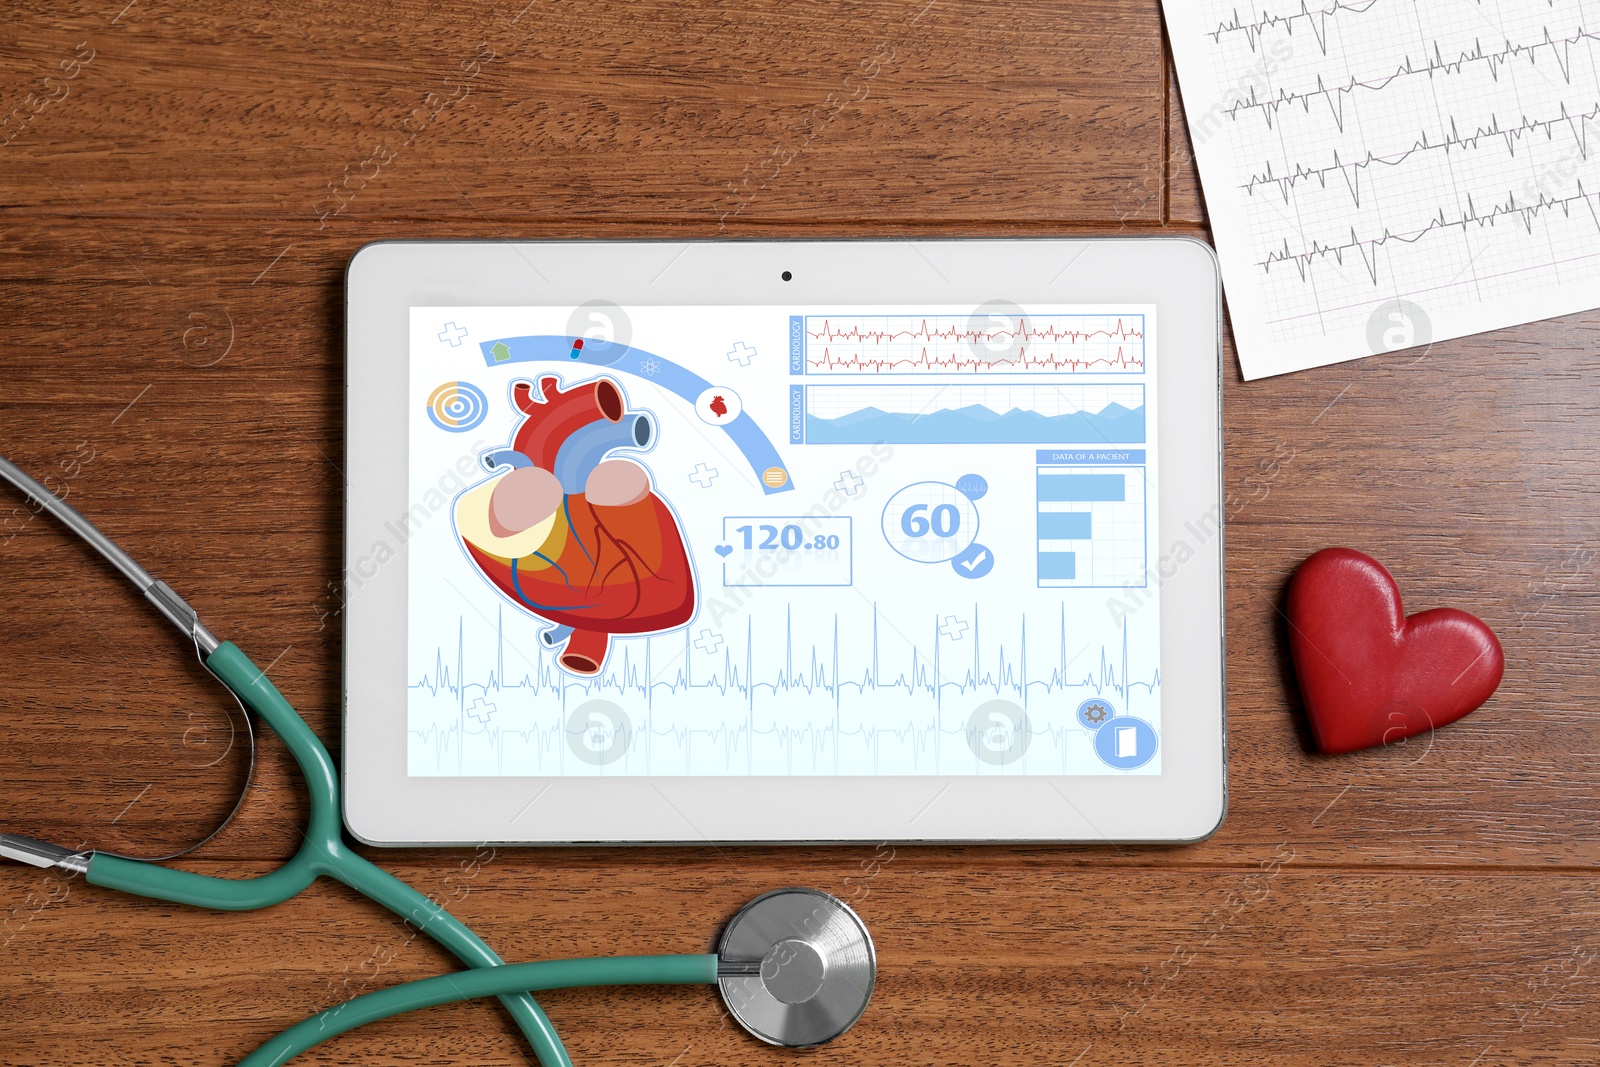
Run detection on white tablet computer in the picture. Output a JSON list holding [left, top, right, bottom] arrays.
[[343, 239, 1225, 845]]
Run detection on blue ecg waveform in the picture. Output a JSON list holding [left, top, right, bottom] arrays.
[[408, 605, 1160, 775]]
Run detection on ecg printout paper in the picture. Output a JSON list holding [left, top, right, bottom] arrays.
[[1163, 0, 1600, 379]]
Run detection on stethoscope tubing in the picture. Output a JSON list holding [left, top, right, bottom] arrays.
[[85, 640, 574, 1067], [239, 954, 718, 1066]]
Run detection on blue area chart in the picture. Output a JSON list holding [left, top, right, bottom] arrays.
[[808, 402, 1144, 444], [800, 384, 1146, 445], [408, 605, 1160, 775], [480, 335, 794, 494]]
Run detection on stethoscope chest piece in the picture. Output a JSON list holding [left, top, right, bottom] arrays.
[[716, 887, 876, 1048]]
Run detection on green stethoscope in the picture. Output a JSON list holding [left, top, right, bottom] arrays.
[[0, 457, 875, 1066]]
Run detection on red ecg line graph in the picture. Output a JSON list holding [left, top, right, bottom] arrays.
[[804, 315, 1144, 373]]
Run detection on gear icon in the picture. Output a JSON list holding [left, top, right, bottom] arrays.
[[1082, 701, 1109, 725]]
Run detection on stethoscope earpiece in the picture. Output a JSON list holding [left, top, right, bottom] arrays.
[[716, 887, 876, 1048]]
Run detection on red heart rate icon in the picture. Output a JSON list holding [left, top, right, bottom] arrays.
[[1285, 548, 1504, 755]]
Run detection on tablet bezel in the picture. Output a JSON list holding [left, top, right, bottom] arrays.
[[344, 238, 1225, 845]]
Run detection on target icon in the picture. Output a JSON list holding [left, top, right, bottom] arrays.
[[426, 381, 488, 432]]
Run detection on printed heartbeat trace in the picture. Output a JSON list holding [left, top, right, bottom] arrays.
[[408, 606, 1160, 775], [1219, 25, 1600, 133], [1240, 101, 1600, 208], [1164, 0, 1600, 378], [802, 314, 1144, 374], [1262, 182, 1600, 284], [1207, 0, 1381, 55]]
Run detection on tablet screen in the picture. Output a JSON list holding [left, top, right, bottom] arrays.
[[398, 303, 1162, 778]]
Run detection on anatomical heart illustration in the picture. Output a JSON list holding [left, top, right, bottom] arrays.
[[453, 375, 697, 676]]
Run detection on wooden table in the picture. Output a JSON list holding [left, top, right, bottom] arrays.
[[3, 2, 1597, 1063]]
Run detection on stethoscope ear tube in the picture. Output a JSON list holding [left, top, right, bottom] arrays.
[[0, 834, 89, 872], [0, 455, 251, 864]]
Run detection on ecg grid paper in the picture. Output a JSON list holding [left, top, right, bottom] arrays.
[[1163, 0, 1600, 378]]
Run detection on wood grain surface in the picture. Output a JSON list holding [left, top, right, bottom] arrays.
[[2, 1, 1597, 1064]]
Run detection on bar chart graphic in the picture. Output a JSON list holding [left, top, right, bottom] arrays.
[[1037, 458, 1148, 588]]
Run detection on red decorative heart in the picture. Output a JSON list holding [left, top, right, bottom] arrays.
[[1285, 548, 1503, 755]]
